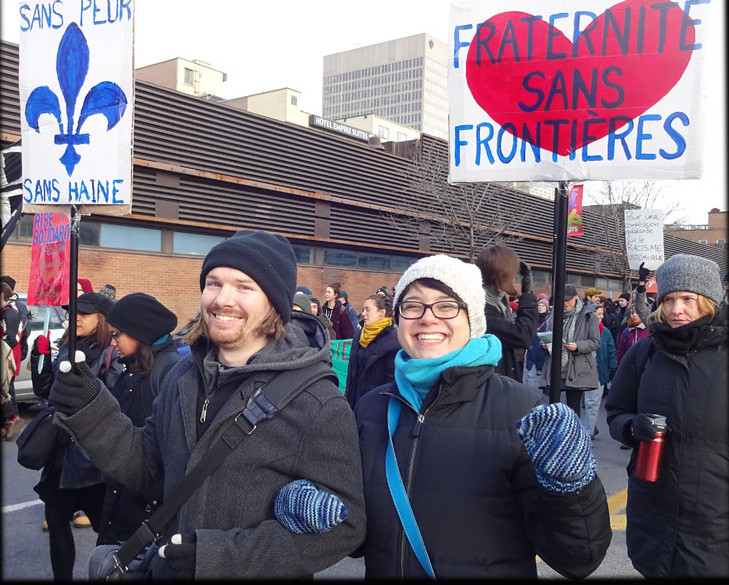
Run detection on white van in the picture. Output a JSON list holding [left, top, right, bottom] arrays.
[[12, 294, 66, 406]]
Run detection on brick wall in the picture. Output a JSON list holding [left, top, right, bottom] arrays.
[[2, 243, 404, 328]]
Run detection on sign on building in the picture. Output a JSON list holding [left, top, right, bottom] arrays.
[[19, 0, 134, 215], [448, 0, 712, 182]]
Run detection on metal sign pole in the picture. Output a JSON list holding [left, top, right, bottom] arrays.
[[67, 205, 79, 361], [549, 181, 569, 403]]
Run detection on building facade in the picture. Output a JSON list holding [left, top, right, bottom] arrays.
[[135, 57, 227, 101], [322, 33, 448, 140], [667, 209, 727, 249]]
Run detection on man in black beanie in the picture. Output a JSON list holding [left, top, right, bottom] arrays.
[[46, 230, 366, 579]]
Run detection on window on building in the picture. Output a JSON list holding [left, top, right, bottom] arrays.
[[291, 245, 313, 264], [324, 249, 357, 267], [173, 232, 224, 255], [100, 224, 162, 252], [378, 126, 389, 139], [717, 238, 725, 246], [358, 253, 389, 270], [184, 68, 194, 86], [699, 239, 707, 244], [291, 95, 298, 106]]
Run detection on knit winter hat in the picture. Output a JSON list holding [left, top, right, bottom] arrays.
[[107, 293, 178, 345], [292, 294, 313, 314], [393, 254, 486, 338], [655, 254, 722, 305], [77, 278, 94, 293], [295, 285, 312, 296], [340, 290, 349, 300], [537, 298, 550, 311], [618, 292, 631, 301], [98, 284, 117, 300], [200, 230, 297, 323], [0, 276, 16, 290]]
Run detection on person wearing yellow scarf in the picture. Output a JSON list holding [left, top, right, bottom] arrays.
[[344, 295, 400, 409]]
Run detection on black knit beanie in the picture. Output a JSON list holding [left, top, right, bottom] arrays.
[[199, 230, 297, 323], [107, 293, 178, 345]]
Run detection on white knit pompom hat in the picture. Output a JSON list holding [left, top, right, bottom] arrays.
[[393, 254, 486, 338]]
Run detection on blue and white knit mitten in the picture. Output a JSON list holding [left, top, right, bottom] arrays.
[[274, 479, 348, 534], [515, 403, 597, 494]]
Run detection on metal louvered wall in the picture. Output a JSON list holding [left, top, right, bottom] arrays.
[[2, 40, 725, 277]]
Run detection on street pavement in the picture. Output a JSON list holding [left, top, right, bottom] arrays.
[[3, 398, 643, 580]]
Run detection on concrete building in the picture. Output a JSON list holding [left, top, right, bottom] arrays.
[[322, 33, 448, 140], [666, 209, 728, 249], [135, 57, 227, 101]]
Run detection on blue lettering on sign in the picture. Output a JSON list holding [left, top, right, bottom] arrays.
[[19, 2, 64, 31], [33, 213, 70, 245], [22, 177, 125, 204], [23, 177, 61, 203], [453, 110, 689, 166], [24, 22, 128, 177], [79, 0, 133, 26]]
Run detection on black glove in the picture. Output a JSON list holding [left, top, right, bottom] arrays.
[[153, 532, 196, 580], [49, 351, 100, 415], [519, 261, 533, 293], [630, 413, 669, 442], [638, 262, 650, 283]]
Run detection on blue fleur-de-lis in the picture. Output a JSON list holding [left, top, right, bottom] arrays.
[[24, 23, 128, 176]]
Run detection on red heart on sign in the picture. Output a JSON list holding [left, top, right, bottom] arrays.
[[465, 0, 695, 156]]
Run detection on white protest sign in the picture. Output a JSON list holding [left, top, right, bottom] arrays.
[[19, 0, 134, 215], [624, 209, 665, 271], [448, 0, 712, 182]]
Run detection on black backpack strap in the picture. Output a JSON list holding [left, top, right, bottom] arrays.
[[110, 361, 335, 577]]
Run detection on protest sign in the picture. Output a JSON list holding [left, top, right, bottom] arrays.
[[448, 0, 712, 182], [27, 212, 70, 305], [624, 208, 665, 270], [567, 184, 584, 236], [19, 0, 134, 215], [329, 339, 352, 394]]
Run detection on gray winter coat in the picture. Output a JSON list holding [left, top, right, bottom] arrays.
[[55, 311, 366, 579], [540, 300, 601, 390]]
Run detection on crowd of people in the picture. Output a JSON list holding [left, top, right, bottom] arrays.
[[2, 235, 727, 579]]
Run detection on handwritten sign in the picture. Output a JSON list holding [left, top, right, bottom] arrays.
[[448, 0, 712, 182], [27, 212, 70, 305], [19, 0, 134, 215], [329, 339, 352, 394], [624, 208, 665, 270]]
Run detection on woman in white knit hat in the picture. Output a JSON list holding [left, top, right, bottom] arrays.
[[606, 253, 728, 578], [352, 254, 611, 579]]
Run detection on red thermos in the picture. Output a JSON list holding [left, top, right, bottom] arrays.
[[635, 414, 668, 482]]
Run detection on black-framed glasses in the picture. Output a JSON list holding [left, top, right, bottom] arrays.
[[397, 300, 465, 320], [110, 331, 121, 340]]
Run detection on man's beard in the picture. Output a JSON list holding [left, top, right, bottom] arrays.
[[202, 312, 251, 348]]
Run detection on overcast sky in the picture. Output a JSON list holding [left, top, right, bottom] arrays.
[[2, 0, 725, 225]]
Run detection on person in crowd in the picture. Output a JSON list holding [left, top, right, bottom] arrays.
[[588, 305, 617, 439], [523, 297, 550, 388], [598, 296, 619, 344], [616, 307, 650, 365], [95, 292, 182, 546], [539, 284, 601, 416], [1, 278, 23, 440], [98, 284, 117, 301], [475, 244, 538, 383], [721, 271, 728, 312], [344, 293, 400, 410], [609, 292, 631, 344], [352, 254, 611, 578], [322, 282, 354, 340], [584, 288, 602, 305], [629, 262, 657, 328], [606, 254, 728, 578], [338, 289, 361, 333], [48, 230, 366, 579], [30, 291, 123, 581], [309, 296, 335, 340]]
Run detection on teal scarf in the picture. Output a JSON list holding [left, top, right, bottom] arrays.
[[394, 334, 502, 412]]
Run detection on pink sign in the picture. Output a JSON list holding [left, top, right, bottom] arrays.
[[27, 212, 70, 305]]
